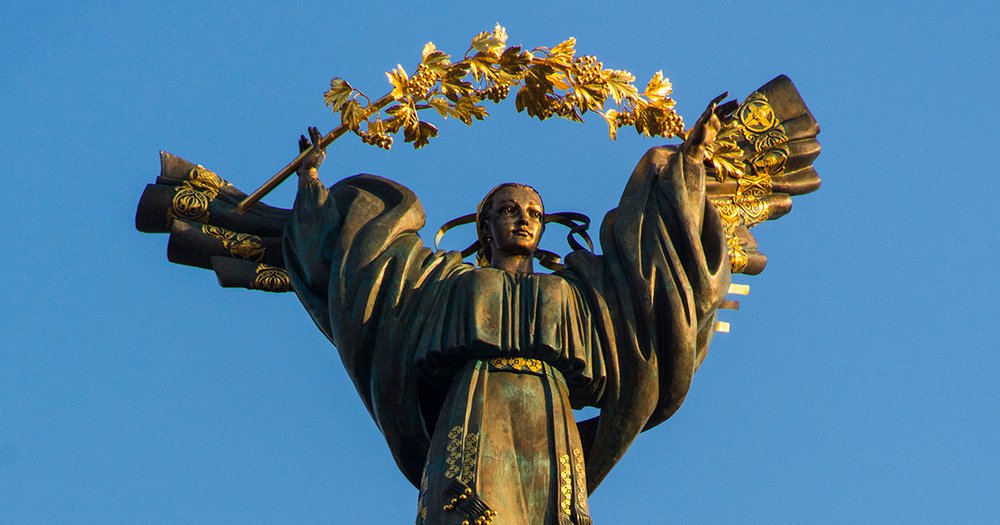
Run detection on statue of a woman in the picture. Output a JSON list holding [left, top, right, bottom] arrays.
[[282, 104, 730, 524]]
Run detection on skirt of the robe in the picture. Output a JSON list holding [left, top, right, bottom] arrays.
[[416, 359, 592, 525]]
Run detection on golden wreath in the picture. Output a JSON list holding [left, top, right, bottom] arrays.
[[324, 23, 685, 151], [235, 24, 688, 213]]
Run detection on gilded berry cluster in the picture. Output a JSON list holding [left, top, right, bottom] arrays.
[[571, 55, 603, 84], [359, 130, 393, 150], [476, 84, 511, 103]]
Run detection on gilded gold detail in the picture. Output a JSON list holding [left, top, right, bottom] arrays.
[[169, 189, 210, 225], [738, 95, 778, 133], [443, 425, 480, 484], [461, 433, 479, 484], [706, 91, 790, 273], [488, 357, 543, 373], [732, 195, 768, 228], [752, 129, 789, 150], [728, 283, 750, 296], [445, 426, 463, 480], [559, 454, 573, 516], [252, 264, 290, 293], [749, 149, 787, 180], [322, 24, 683, 154], [201, 224, 266, 262], [166, 165, 228, 227], [725, 237, 749, 274], [711, 198, 749, 273], [187, 164, 225, 192], [572, 448, 587, 511]]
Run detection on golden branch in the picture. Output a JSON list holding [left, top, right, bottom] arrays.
[[237, 24, 683, 214]]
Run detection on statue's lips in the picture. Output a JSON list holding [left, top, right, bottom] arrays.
[[512, 229, 532, 238]]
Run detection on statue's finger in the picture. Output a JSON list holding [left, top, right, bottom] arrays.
[[709, 91, 728, 108], [715, 99, 738, 118], [693, 103, 716, 135], [708, 113, 722, 134]]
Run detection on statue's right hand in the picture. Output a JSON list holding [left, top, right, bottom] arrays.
[[681, 95, 725, 165], [296, 126, 327, 179]]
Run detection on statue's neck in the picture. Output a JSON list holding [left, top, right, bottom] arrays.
[[490, 251, 534, 274]]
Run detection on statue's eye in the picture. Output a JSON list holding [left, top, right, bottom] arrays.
[[529, 209, 541, 219], [502, 206, 515, 214]]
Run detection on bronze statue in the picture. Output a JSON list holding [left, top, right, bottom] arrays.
[[282, 99, 725, 525], [135, 28, 821, 521], [279, 102, 727, 524]]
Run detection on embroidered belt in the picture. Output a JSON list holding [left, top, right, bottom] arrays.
[[486, 357, 545, 375]]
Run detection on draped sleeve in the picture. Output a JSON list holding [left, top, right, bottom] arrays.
[[565, 145, 731, 492], [283, 174, 470, 487]]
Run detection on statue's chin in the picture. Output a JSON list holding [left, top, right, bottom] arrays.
[[498, 244, 537, 257]]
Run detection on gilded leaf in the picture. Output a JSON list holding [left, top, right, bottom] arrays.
[[550, 37, 576, 57], [340, 99, 365, 130], [546, 37, 576, 69], [386, 100, 418, 126], [492, 69, 519, 86], [633, 99, 681, 137], [515, 85, 552, 120], [324, 77, 353, 110], [422, 42, 451, 76], [441, 63, 473, 102], [524, 65, 555, 91], [716, 121, 743, 143], [422, 41, 438, 60], [427, 95, 457, 118], [367, 118, 385, 135], [469, 53, 497, 82], [386, 65, 409, 100], [404, 120, 439, 149], [649, 97, 676, 114], [498, 45, 530, 74], [644, 70, 673, 101], [424, 54, 451, 76], [470, 31, 492, 53], [634, 103, 654, 137], [384, 116, 404, 134], [514, 86, 530, 113], [603, 69, 638, 105], [602, 110, 619, 140], [547, 70, 571, 90], [454, 96, 488, 125], [577, 83, 607, 113], [707, 139, 745, 182], [491, 23, 508, 54], [470, 23, 507, 56]]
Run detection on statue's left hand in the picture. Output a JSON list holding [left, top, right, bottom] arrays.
[[296, 126, 327, 179], [681, 94, 725, 164]]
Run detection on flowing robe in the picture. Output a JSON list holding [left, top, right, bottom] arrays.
[[283, 146, 731, 523]]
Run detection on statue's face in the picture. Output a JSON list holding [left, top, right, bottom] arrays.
[[485, 185, 544, 257]]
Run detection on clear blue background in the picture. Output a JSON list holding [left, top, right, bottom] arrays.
[[2, 1, 997, 522]]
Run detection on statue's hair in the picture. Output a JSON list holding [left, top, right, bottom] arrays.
[[433, 184, 591, 271], [475, 183, 544, 266]]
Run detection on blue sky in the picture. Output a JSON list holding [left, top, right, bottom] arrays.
[[2, 1, 998, 523]]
